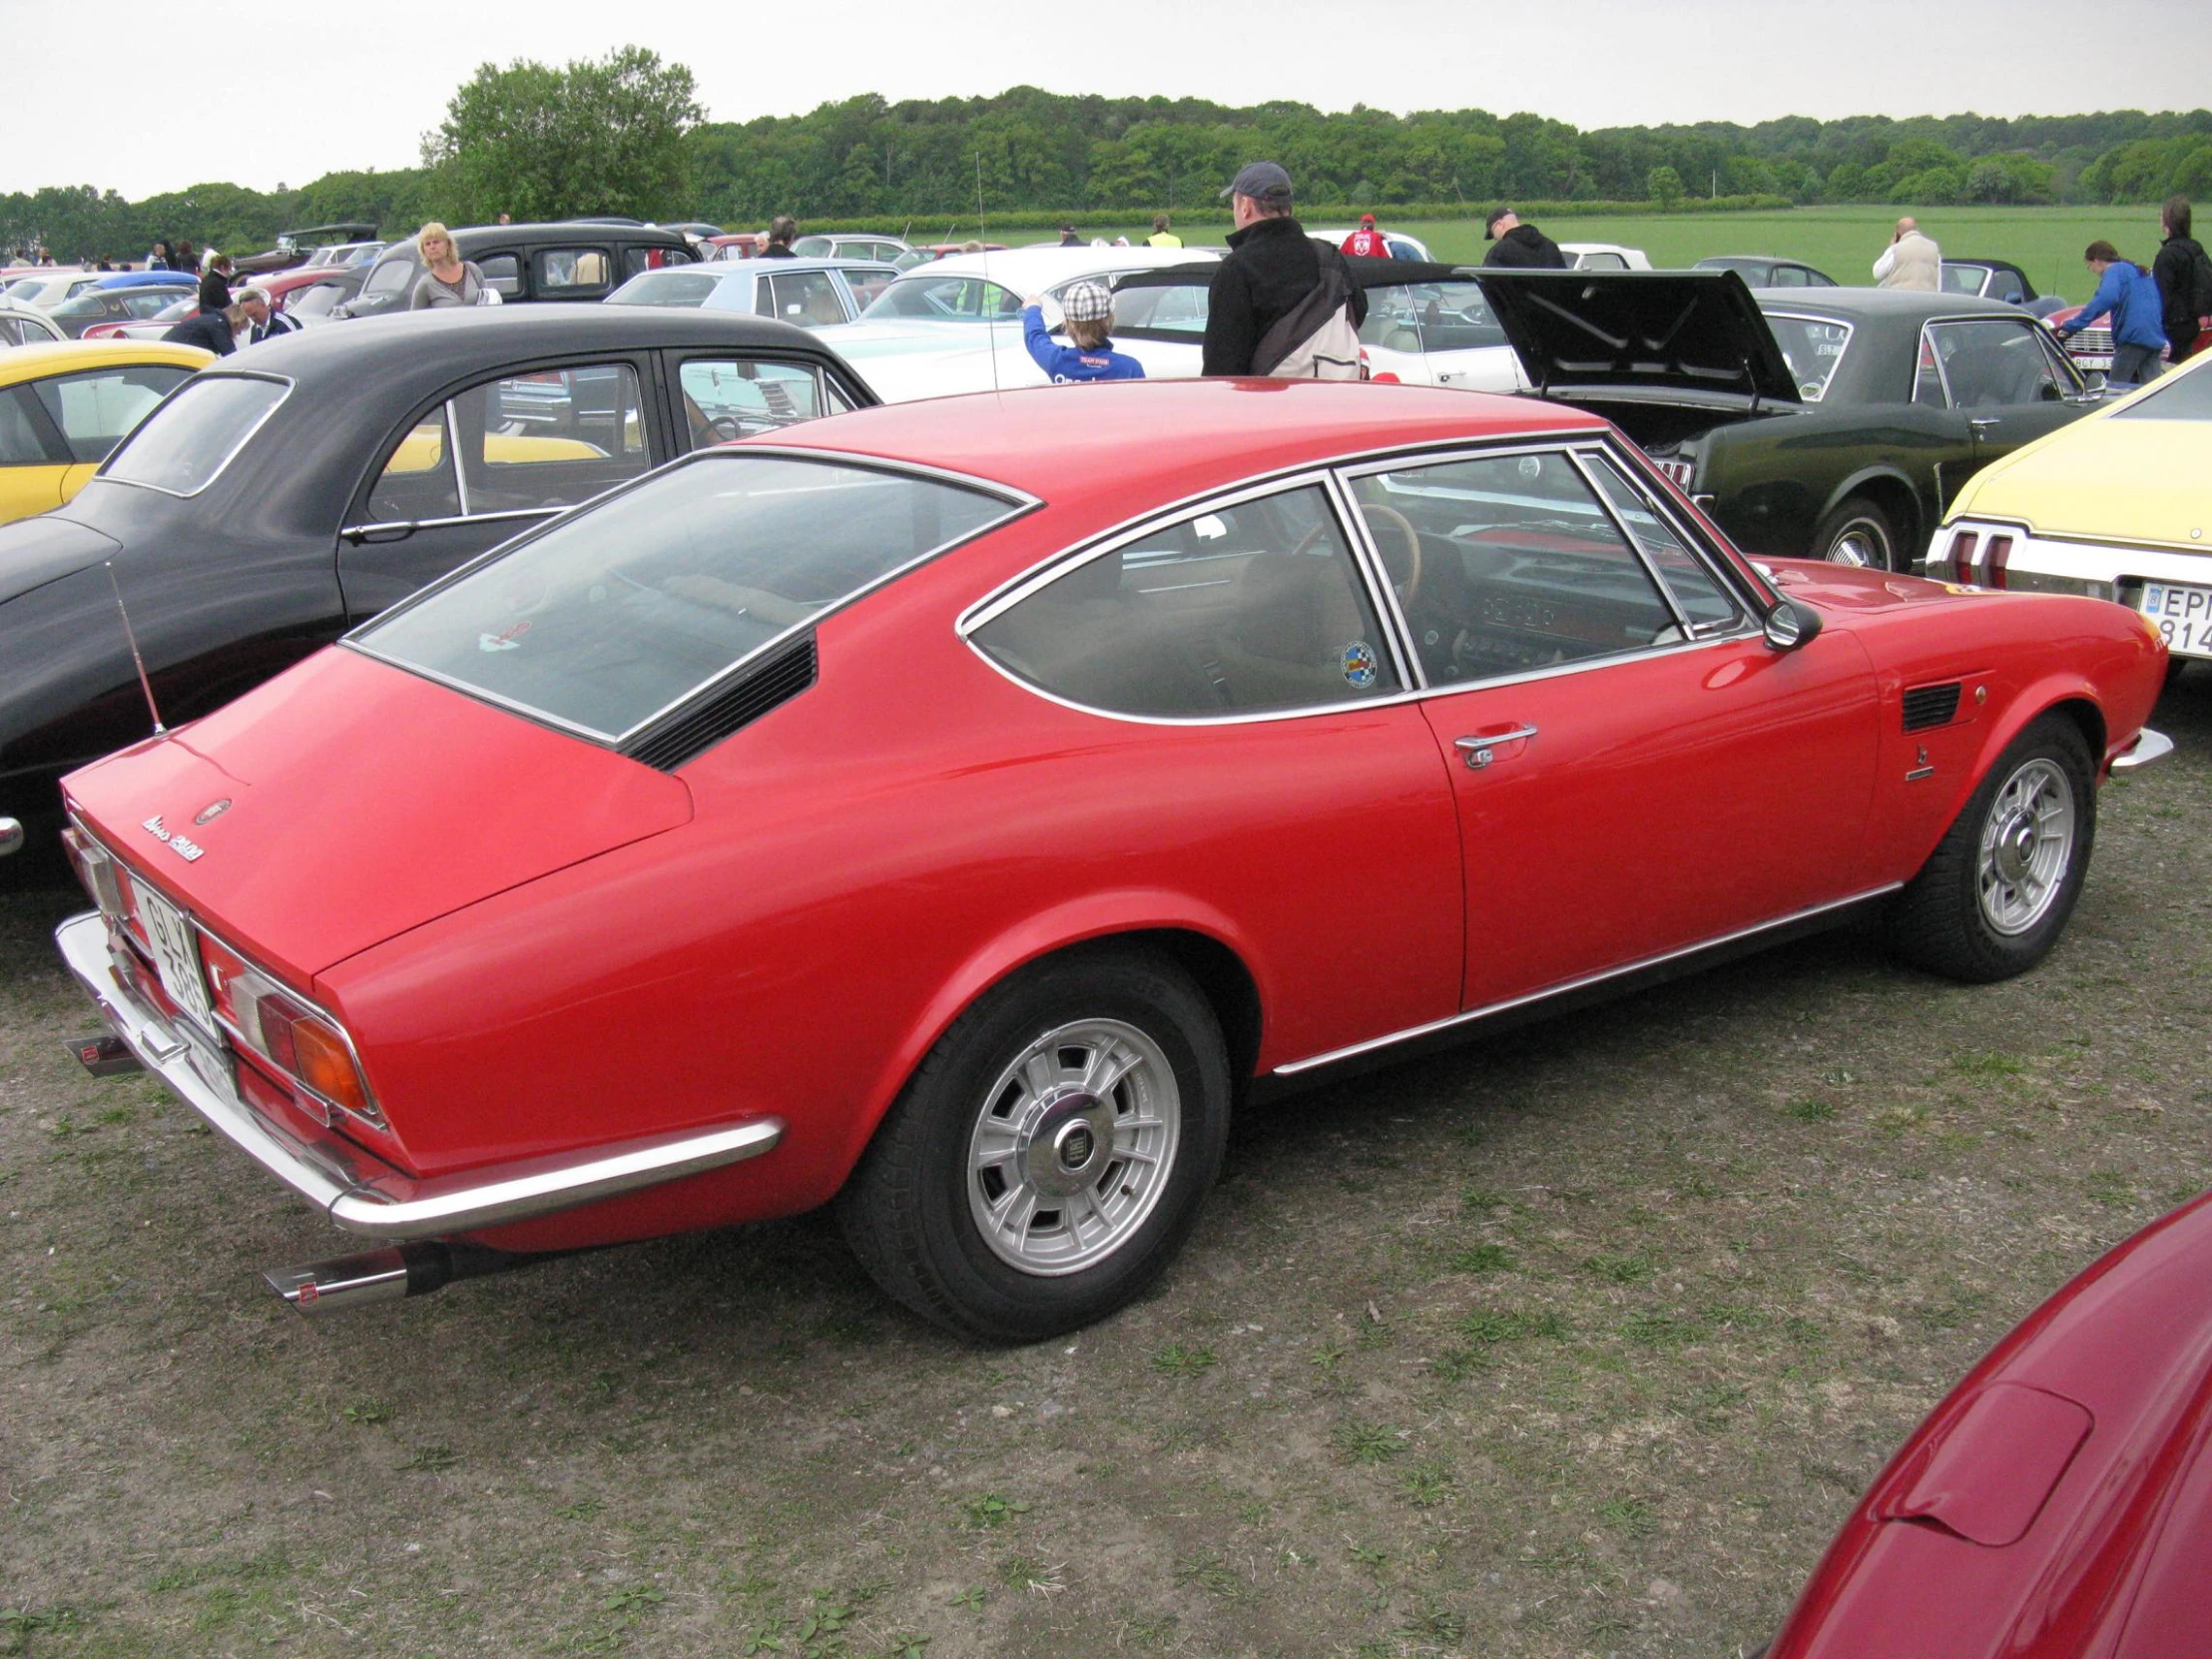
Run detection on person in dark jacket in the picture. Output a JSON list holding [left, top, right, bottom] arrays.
[[235, 287, 300, 346], [198, 254, 233, 313], [1481, 208, 1566, 269], [1202, 161, 1368, 376], [164, 301, 243, 356], [759, 217, 799, 259], [2153, 196, 2209, 365]]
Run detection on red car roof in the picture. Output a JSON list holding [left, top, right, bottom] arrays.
[[769, 378, 1609, 508]]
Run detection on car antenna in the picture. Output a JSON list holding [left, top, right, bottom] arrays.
[[104, 561, 167, 738]]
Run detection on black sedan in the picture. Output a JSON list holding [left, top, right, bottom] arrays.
[[0, 306, 875, 873], [1477, 274, 2105, 571], [1691, 255, 1839, 288]]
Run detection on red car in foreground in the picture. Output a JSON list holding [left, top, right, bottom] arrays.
[[1766, 1191, 2212, 1656], [51, 379, 2170, 1339]]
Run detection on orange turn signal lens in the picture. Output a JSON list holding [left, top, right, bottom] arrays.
[[291, 1015, 373, 1121]]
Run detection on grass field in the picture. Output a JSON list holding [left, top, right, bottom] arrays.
[[1061, 206, 2165, 308]]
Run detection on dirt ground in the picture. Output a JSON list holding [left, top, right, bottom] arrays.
[[4, 675, 2208, 1659]]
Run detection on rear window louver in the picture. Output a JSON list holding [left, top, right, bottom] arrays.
[[624, 632, 818, 772], [1902, 682, 1962, 733]]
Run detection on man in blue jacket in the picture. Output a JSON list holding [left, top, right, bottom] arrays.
[[2057, 240, 2167, 385]]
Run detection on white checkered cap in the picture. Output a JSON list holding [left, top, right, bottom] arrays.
[[1060, 279, 1113, 323]]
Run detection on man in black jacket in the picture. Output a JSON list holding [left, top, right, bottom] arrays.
[[1202, 162, 1367, 376], [2153, 196, 2209, 365], [1481, 208, 1566, 270], [164, 301, 242, 356]]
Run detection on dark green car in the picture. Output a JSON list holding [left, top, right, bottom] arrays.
[[1477, 274, 2107, 570]]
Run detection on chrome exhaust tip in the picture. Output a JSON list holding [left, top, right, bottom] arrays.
[[263, 1240, 532, 1314]]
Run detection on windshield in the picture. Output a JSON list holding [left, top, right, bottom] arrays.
[[860, 274, 1022, 322], [99, 374, 287, 495], [791, 237, 833, 258], [607, 269, 725, 307], [2114, 362, 2212, 419], [355, 453, 1023, 744], [1941, 264, 1990, 296], [1762, 314, 1852, 401]]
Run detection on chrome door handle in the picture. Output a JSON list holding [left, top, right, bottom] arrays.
[[1967, 416, 2001, 434], [1454, 726, 1538, 769]]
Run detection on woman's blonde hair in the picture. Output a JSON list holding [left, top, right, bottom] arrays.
[[416, 222, 453, 255]]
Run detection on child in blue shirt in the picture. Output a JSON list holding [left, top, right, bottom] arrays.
[[1021, 279, 1145, 382]]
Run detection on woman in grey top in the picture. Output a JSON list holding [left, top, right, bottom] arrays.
[[409, 223, 488, 309]]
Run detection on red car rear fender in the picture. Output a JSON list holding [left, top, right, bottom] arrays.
[[835, 889, 1269, 1176]]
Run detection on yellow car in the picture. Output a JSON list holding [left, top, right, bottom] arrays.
[[0, 340, 211, 524], [1929, 349, 2212, 669]]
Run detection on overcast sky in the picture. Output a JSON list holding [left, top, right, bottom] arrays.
[[3, 0, 2203, 200]]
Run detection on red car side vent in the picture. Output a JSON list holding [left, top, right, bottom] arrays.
[[1874, 1382, 2093, 1547], [1902, 683, 1962, 732], [624, 631, 819, 772]]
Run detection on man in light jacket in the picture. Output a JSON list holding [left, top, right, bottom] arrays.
[[1874, 218, 1940, 290]]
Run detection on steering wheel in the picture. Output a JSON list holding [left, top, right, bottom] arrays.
[[1361, 505, 1422, 608], [707, 414, 749, 442]]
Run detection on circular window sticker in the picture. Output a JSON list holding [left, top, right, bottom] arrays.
[[1341, 641, 1380, 689]]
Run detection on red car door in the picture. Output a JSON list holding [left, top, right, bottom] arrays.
[[1345, 444, 1882, 1011]]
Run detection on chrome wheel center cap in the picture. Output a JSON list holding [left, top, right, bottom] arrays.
[[1023, 1091, 1113, 1198], [1993, 814, 2036, 882]]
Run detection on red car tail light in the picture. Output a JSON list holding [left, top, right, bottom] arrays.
[[1983, 535, 2013, 590], [194, 931, 384, 1130], [1948, 530, 1979, 585]]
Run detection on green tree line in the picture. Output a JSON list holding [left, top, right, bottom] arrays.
[[6, 77, 2209, 260]]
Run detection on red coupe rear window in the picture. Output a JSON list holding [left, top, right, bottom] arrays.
[[353, 452, 1024, 744]]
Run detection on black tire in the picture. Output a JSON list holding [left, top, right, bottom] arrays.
[[1887, 714, 2095, 983], [836, 945, 1231, 1343], [1814, 494, 1902, 570]]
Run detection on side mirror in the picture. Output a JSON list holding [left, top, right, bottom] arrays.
[[1764, 597, 1824, 653]]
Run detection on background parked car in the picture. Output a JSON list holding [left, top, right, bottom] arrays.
[[607, 260, 898, 324], [0, 306, 875, 869], [1482, 273, 2108, 569], [0, 298, 68, 346], [12, 269, 191, 312], [812, 246, 1215, 401], [1942, 257, 2068, 318], [790, 233, 917, 268], [1693, 254, 1840, 288], [277, 265, 369, 327], [0, 340, 208, 523], [1559, 242, 1653, 271], [1930, 345, 2212, 671], [340, 224, 697, 319], [85, 267, 351, 342]]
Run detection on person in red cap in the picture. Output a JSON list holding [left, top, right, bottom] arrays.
[[1342, 214, 1392, 259]]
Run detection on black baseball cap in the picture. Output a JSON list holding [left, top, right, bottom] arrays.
[[1221, 161, 1294, 205], [1483, 207, 1515, 239]]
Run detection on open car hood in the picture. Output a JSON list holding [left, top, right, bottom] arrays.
[[1471, 270, 1800, 405]]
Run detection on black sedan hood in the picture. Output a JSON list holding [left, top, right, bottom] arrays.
[[1473, 270, 1801, 406], [0, 515, 122, 608]]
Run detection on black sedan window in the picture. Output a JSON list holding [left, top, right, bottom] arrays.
[[1925, 319, 2072, 408], [357, 454, 1019, 743], [100, 375, 287, 494], [1763, 315, 1852, 401]]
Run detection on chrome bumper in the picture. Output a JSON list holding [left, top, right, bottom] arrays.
[[2111, 729, 2175, 773], [55, 910, 784, 1240]]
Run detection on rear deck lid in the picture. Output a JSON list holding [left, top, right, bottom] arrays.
[[1472, 270, 1802, 405], [62, 646, 693, 984]]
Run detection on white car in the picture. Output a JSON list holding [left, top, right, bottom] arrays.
[[0, 298, 67, 346], [1105, 265, 1528, 393], [1559, 243, 1652, 272], [811, 246, 1221, 401], [4, 270, 107, 309], [607, 260, 898, 326]]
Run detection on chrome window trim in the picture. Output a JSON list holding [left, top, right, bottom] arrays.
[[1571, 446, 1761, 637], [1913, 321, 1954, 408], [1321, 469, 1420, 692], [1758, 310, 1856, 403], [93, 370, 294, 498], [65, 813, 388, 1130], [956, 428, 1603, 637], [444, 397, 470, 519], [339, 506, 559, 540], [961, 466, 1417, 723], [1275, 883, 1905, 1076], [350, 445, 1039, 749]]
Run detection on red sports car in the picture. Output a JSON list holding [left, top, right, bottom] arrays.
[[1764, 1190, 2212, 1656], [51, 380, 2171, 1340]]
